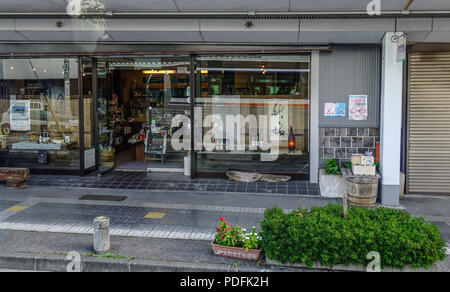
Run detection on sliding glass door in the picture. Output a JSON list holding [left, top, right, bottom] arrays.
[[194, 54, 310, 177]]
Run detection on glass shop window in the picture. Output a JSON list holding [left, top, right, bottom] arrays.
[[0, 58, 80, 170]]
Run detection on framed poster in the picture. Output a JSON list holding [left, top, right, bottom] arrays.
[[349, 95, 368, 121], [335, 103, 346, 117], [324, 102, 346, 117], [10, 100, 31, 131], [324, 103, 336, 117]]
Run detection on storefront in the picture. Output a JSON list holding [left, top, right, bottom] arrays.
[[0, 47, 314, 178]]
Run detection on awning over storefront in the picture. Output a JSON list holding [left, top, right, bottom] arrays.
[[0, 18, 449, 44], [0, 1, 450, 44], [1, 0, 450, 14]]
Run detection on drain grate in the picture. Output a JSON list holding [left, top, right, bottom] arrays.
[[79, 195, 127, 202]]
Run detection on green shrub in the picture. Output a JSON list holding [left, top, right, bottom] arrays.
[[344, 161, 352, 169], [375, 161, 380, 172], [260, 203, 446, 269], [325, 159, 342, 175]]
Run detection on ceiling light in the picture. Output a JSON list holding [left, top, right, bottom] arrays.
[[142, 69, 176, 74]]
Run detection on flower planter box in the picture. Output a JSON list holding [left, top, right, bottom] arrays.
[[211, 241, 262, 262], [319, 169, 346, 198]]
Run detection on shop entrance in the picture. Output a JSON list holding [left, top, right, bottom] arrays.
[[90, 57, 191, 174], [81, 53, 311, 179]]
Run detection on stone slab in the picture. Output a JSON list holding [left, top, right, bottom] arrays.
[[319, 169, 346, 198]]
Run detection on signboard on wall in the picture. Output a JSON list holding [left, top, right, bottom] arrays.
[[396, 36, 407, 63], [10, 100, 31, 131]]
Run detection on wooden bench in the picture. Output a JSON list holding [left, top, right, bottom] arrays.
[[0, 168, 30, 188]]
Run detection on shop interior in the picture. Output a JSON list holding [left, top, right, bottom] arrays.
[[90, 57, 190, 173]]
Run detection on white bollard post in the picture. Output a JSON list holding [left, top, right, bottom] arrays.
[[93, 216, 110, 254]]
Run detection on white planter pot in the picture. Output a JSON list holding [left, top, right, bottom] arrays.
[[319, 169, 346, 198]]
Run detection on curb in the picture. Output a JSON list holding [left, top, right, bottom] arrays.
[[266, 258, 450, 272], [0, 252, 267, 272]]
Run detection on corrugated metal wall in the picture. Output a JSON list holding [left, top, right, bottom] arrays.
[[319, 46, 381, 127], [407, 52, 450, 194]]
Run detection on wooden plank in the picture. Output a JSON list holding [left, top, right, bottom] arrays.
[[0, 168, 30, 182]]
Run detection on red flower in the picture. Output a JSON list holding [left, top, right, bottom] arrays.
[[219, 217, 225, 220]]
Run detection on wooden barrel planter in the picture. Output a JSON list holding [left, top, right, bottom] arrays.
[[341, 168, 381, 208], [346, 176, 379, 207]]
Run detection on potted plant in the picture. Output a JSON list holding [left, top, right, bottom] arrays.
[[319, 158, 347, 198], [211, 217, 262, 262]]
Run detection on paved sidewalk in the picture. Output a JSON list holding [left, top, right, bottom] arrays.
[[0, 183, 448, 271], [0, 184, 336, 241], [0, 185, 449, 241]]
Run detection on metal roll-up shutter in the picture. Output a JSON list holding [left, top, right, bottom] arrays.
[[407, 52, 450, 194]]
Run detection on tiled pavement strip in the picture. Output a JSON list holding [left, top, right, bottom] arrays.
[[0, 197, 281, 241], [0, 196, 449, 243], [27, 171, 321, 197]]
